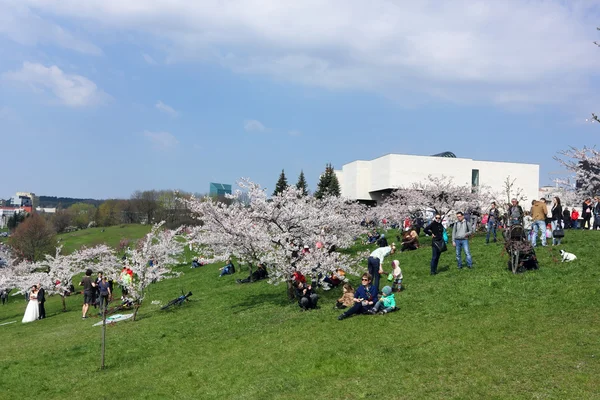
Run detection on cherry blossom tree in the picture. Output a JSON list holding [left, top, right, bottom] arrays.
[[554, 146, 600, 198], [377, 175, 492, 226], [185, 179, 369, 299], [124, 222, 185, 320]]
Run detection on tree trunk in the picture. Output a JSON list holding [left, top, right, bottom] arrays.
[[61, 294, 66, 312], [287, 280, 295, 301], [132, 302, 140, 321]]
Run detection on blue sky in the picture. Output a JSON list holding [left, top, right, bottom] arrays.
[[1, 0, 599, 199]]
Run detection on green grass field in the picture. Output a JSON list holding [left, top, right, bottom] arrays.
[[56, 224, 152, 254], [1, 229, 599, 399]]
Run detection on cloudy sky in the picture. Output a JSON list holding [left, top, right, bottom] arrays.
[[1, 0, 599, 199]]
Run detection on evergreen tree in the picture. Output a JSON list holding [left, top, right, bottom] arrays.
[[328, 166, 341, 197], [314, 163, 341, 199], [296, 170, 309, 196], [273, 169, 289, 196]]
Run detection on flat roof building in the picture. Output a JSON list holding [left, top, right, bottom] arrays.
[[335, 152, 539, 205]]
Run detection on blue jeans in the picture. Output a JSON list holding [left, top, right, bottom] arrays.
[[455, 239, 472, 268], [430, 242, 442, 274], [485, 221, 497, 243], [531, 220, 547, 246], [367, 257, 381, 291]]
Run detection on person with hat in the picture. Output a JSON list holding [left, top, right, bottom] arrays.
[[369, 285, 396, 315]]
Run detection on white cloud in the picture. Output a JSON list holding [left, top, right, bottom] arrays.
[[0, 2, 101, 55], [2, 62, 109, 107], [143, 131, 179, 149], [9, 1, 600, 106], [244, 119, 266, 132], [155, 100, 180, 117], [142, 53, 157, 65]]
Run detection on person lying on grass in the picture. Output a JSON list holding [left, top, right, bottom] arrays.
[[236, 263, 268, 284], [337, 273, 378, 320]]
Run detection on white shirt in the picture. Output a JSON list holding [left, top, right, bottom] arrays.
[[370, 246, 392, 264]]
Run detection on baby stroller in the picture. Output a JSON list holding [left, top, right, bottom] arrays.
[[503, 224, 539, 274]]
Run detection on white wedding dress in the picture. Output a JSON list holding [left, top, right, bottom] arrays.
[[22, 293, 39, 323]]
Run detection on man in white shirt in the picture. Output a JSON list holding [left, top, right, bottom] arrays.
[[368, 243, 396, 291]]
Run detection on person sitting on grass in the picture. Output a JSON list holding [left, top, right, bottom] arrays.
[[191, 258, 204, 268], [322, 268, 346, 290], [291, 268, 306, 284], [335, 283, 355, 309], [219, 259, 236, 277], [236, 263, 268, 284], [294, 280, 319, 310], [369, 285, 397, 315], [400, 228, 419, 252], [337, 273, 378, 320], [377, 234, 388, 247]]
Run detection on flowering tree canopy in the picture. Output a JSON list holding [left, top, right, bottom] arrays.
[[185, 179, 368, 288], [554, 146, 600, 198], [124, 222, 185, 318], [378, 175, 492, 224]]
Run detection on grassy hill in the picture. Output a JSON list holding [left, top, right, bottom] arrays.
[[0, 229, 599, 399], [56, 224, 152, 254]]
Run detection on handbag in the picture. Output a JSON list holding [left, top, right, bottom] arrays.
[[552, 228, 564, 238], [433, 240, 447, 253]]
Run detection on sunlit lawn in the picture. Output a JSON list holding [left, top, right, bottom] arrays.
[[0, 228, 599, 399]]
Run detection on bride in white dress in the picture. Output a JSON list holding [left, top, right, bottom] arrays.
[[22, 285, 39, 323]]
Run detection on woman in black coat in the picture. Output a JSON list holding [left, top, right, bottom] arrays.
[[551, 197, 563, 245], [423, 214, 445, 275]]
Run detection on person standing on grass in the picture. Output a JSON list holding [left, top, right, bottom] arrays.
[[530, 199, 548, 247], [485, 202, 500, 244], [582, 198, 593, 230], [507, 199, 524, 227], [452, 212, 473, 269], [424, 214, 445, 275], [97, 275, 112, 314], [79, 269, 96, 319], [571, 208, 580, 229], [550, 197, 563, 246], [37, 282, 46, 320], [368, 243, 396, 291], [562, 207, 571, 229]]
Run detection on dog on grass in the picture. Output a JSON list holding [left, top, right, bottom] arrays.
[[559, 249, 577, 263]]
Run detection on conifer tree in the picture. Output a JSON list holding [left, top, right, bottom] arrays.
[[328, 166, 341, 197], [296, 170, 309, 196], [314, 163, 340, 199], [273, 169, 289, 196]]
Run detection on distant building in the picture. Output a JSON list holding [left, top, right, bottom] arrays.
[[11, 192, 34, 211], [209, 183, 232, 197], [335, 152, 539, 205]]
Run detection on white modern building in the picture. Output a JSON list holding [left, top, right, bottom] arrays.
[[335, 152, 539, 205]]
